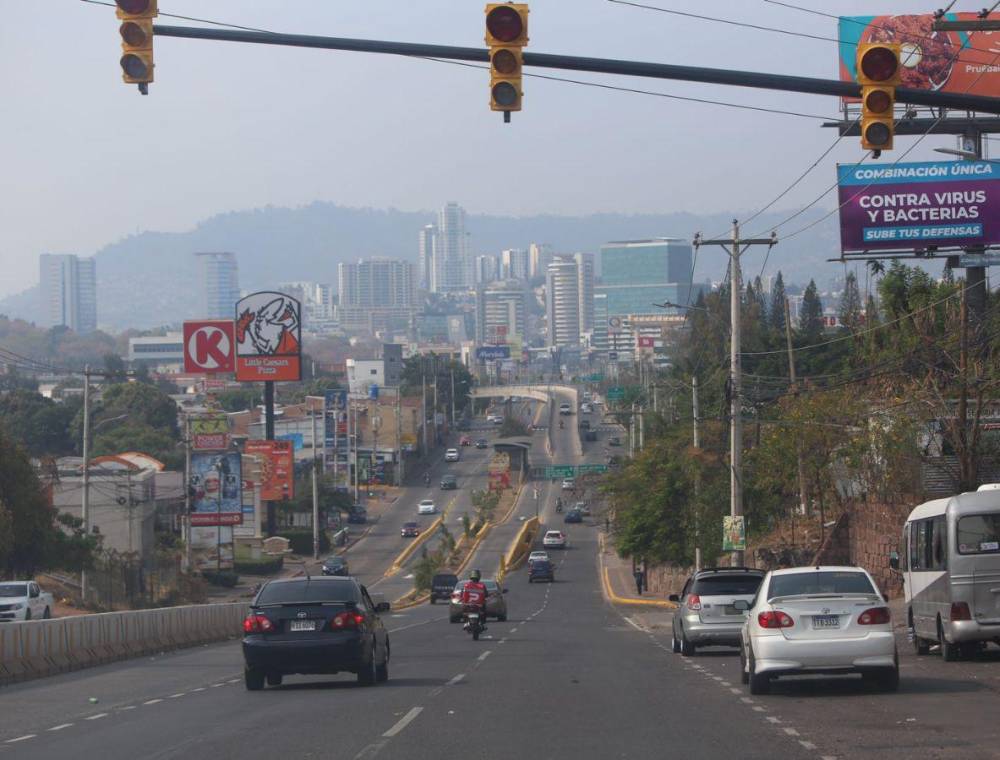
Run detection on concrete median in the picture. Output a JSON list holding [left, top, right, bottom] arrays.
[[0, 602, 249, 687]]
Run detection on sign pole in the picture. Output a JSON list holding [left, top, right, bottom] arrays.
[[264, 380, 276, 536], [312, 407, 320, 560], [183, 413, 191, 573]]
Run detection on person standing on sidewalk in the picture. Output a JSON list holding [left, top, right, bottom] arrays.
[[634, 568, 644, 596]]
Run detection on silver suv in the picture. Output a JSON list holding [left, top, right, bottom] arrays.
[[670, 568, 765, 655]]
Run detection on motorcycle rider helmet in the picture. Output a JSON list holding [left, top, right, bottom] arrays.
[[469, 569, 482, 582]]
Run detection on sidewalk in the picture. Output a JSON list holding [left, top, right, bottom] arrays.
[[598, 532, 677, 611]]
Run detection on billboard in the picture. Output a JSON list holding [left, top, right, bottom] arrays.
[[245, 439, 295, 501], [190, 413, 231, 451], [839, 14, 1000, 99], [190, 526, 234, 570], [837, 160, 1000, 253], [183, 320, 235, 374], [189, 452, 243, 526], [722, 516, 746, 552], [235, 292, 302, 382], [476, 345, 511, 361], [324, 389, 348, 468]]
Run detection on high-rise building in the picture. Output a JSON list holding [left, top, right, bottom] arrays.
[[338, 258, 415, 334], [474, 254, 499, 285], [592, 292, 609, 352], [195, 252, 240, 319], [39, 254, 97, 333], [500, 248, 529, 280], [545, 257, 581, 348], [476, 281, 526, 345], [596, 238, 693, 318], [418, 224, 437, 291], [574, 252, 595, 334], [433, 202, 470, 292], [529, 243, 553, 279]]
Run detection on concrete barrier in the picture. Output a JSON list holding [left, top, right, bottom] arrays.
[[0, 602, 249, 687]]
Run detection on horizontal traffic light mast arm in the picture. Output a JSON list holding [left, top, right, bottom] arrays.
[[152, 24, 1000, 115]]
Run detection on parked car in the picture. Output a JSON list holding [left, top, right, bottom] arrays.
[[561, 478, 575, 491], [475, 438, 490, 449], [669, 567, 765, 655], [400, 522, 420, 538], [346, 505, 367, 524], [440, 474, 458, 490], [459, 435, 471, 446], [321, 555, 350, 577], [559, 403, 572, 415], [543, 530, 567, 549], [0, 581, 54, 622], [564, 509, 583, 524], [430, 572, 459, 604], [445, 448, 460, 462], [739, 566, 898, 694], [449, 578, 508, 622], [242, 576, 390, 689], [417, 499, 437, 515], [529, 559, 555, 583]]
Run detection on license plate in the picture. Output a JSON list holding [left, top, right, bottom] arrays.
[[724, 605, 744, 616], [467, 613, 479, 620], [290, 620, 316, 632], [812, 615, 840, 628]]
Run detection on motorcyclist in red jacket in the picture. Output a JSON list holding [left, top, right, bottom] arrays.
[[460, 569, 488, 630]]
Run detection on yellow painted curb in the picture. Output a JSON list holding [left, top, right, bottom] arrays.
[[601, 564, 677, 610], [383, 515, 443, 578], [391, 590, 430, 610]]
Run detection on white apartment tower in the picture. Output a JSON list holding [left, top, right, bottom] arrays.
[[545, 257, 582, 348], [39, 254, 97, 333], [195, 252, 240, 319], [418, 224, 436, 291], [433, 202, 470, 292]]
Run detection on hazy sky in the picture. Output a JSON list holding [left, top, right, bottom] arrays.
[[0, 0, 989, 298]]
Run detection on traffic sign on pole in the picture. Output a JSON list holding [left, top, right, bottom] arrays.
[[607, 386, 625, 401]]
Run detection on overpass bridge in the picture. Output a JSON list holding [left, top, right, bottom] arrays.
[[470, 385, 579, 457]]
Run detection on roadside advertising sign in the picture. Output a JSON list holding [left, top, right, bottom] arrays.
[[637, 336, 655, 349], [324, 389, 348, 469], [183, 320, 235, 374], [189, 452, 243, 526], [838, 15, 1000, 100], [476, 345, 511, 361], [608, 316, 623, 333], [190, 526, 234, 570], [190, 413, 231, 451], [723, 516, 747, 552], [245, 440, 295, 501], [277, 433, 304, 451], [837, 161, 1000, 253], [959, 252, 1000, 267], [234, 292, 302, 382]]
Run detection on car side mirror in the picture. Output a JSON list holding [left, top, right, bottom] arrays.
[[888, 551, 900, 571], [503, 588, 509, 594], [376, 601, 391, 613], [668, 594, 680, 602], [733, 599, 750, 612]]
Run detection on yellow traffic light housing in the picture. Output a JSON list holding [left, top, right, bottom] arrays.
[[856, 43, 900, 153], [485, 3, 528, 121], [116, 0, 158, 94]]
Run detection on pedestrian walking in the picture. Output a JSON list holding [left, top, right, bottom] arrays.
[[634, 569, 643, 596], [605, 516, 610, 533]]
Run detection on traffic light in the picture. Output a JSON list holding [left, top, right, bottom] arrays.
[[856, 42, 900, 153], [485, 3, 529, 121], [115, 0, 158, 94]]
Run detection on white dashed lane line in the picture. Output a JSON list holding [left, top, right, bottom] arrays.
[[477, 650, 492, 661], [143, 699, 163, 706], [48, 724, 73, 732], [448, 673, 466, 686], [5, 735, 36, 744], [85, 713, 108, 721], [382, 707, 423, 738], [168, 693, 185, 699]]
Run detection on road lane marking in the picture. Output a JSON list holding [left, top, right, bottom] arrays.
[[210, 683, 225, 688], [192, 687, 206, 692], [729, 688, 742, 694], [120, 706, 136, 711], [169, 693, 185, 698], [227, 678, 240, 684], [799, 741, 817, 750], [388, 616, 448, 634], [85, 713, 108, 721], [48, 724, 73, 732], [783, 728, 800, 737], [143, 699, 162, 705], [752, 706, 765, 712], [740, 697, 754, 704], [448, 673, 466, 685], [478, 650, 492, 661], [766, 716, 781, 724], [5, 735, 36, 744], [382, 707, 423, 738]]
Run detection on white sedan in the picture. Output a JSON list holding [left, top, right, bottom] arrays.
[[739, 566, 898, 695], [417, 499, 437, 515], [445, 448, 460, 462], [542, 530, 567, 549]]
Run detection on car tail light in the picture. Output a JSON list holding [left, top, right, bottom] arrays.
[[242, 614, 274, 633], [331, 610, 366, 630], [950, 602, 972, 621], [857, 606, 891, 625], [686, 594, 702, 611], [757, 610, 794, 629]]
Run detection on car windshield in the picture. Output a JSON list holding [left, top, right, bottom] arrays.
[[546, 532, 562, 538], [692, 574, 763, 596], [323, 557, 345, 567], [256, 579, 360, 606], [0, 584, 27, 598], [483, 580, 498, 591], [957, 514, 1000, 554], [767, 571, 876, 599], [434, 575, 457, 585]]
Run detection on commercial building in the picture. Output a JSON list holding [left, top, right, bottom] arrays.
[[545, 257, 581, 348], [418, 224, 436, 291], [128, 333, 185, 369], [476, 281, 527, 345], [529, 243, 553, 279], [596, 238, 693, 318], [338, 258, 415, 334], [346, 344, 404, 395], [574, 252, 595, 334], [475, 254, 499, 285], [592, 293, 609, 352], [194, 252, 240, 320], [432, 202, 470, 293], [39, 253, 97, 333], [500, 249, 529, 281]]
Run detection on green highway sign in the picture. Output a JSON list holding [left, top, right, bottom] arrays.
[[545, 465, 576, 478], [577, 464, 609, 474], [587, 373, 604, 382], [607, 386, 625, 401]]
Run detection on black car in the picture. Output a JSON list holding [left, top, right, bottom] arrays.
[[564, 509, 583, 524], [529, 560, 555, 583], [346, 506, 367, 524], [608, 436, 622, 447], [429, 572, 458, 604], [440, 474, 457, 490], [584, 430, 598, 442], [475, 438, 489, 449], [242, 576, 390, 689], [579, 419, 591, 431], [321, 555, 350, 576]]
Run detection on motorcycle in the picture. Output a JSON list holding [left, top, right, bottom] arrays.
[[423, 473, 430, 486], [559, 420, 565, 430], [463, 610, 485, 641], [556, 499, 563, 513]]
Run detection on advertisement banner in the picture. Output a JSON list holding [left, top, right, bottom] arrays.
[[235, 292, 302, 382], [277, 433, 304, 451], [190, 413, 231, 451], [190, 525, 234, 570], [323, 389, 348, 470], [189, 452, 243, 526], [476, 345, 511, 361], [722, 516, 747, 552], [183, 320, 235, 374], [245, 440, 294, 501], [837, 160, 1000, 253], [838, 14, 1000, 99]]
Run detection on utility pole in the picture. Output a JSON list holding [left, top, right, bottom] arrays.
[[81, 366, 91, 605], [395, 389, 403, 487], [183, 414, 191, 573], [450, 364, 457, 431], [421, 367, 429, 457], [695, 221, 777, 567], [638, 404, 645, 451], [311, 407, 320, 560], [432, 357, 439, 446], [692, 375, 701, 572], [352, 402, 360, 504], [784, 296, 808, 518]]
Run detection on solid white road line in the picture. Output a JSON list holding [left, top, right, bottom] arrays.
[[48, 724, 74, 732], [382, 707, 423, 738]]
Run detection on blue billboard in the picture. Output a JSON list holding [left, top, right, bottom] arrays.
[[476, 346, 511, 361]]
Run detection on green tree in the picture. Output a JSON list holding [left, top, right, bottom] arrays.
[[799, 279, 824, 341], [0, 390, 81, 456], [839, 271, 863, 331], [498, 417, 529, 437], [768, 271, 787, 335], [400, 355, 474, 418]]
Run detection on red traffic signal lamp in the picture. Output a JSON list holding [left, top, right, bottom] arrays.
[[485, 3, 529, 121], [116, 0, 158, 94], [856, 42, 900, 153]]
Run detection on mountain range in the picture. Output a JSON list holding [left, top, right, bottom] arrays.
[[0, 202, 844, 331]]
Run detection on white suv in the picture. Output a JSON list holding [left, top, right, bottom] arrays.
[[417, 499, 437, 515], [542, 530, 567, 549], [445, 448, 460, 462]]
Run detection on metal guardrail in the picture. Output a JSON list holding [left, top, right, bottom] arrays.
[[0, 603, 249, 686]]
